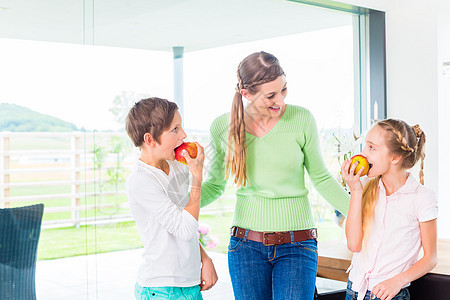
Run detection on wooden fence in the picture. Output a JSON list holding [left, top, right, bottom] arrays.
[[0, 130, 343, 231], [0, 131, 236, 229], [0, 132, 134, 228]]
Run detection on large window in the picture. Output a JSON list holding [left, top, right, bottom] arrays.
[[0, 1, 379, 298], [183, 26, 357, 243]]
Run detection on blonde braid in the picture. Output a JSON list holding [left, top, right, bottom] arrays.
[[413, 124, 423, 137], [413, 124, 425, 184], [378, 120, 426, 185], [419, 154, 425, 185], [383, 122, 415, 153]]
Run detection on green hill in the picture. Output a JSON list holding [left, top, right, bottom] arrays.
[[0, 103, 78, 132]]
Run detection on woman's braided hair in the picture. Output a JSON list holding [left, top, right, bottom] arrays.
[[227, 51, 285, 187]]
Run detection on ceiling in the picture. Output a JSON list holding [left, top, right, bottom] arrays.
[[0, 0, 352, 52]]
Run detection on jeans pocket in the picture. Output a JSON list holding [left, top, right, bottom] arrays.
[[393, 287, 410, 300], [345, 281, 357, 300], [294, 238, 318, 253], [228, 236, 244, 252]]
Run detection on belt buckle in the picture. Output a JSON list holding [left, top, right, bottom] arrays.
[[229, 227, 237, 236], [262, 232, 283, 246]]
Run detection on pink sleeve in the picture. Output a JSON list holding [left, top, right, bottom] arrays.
[[416, 188, 438, 222]]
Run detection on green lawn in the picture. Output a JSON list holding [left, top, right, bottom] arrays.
[[33, 174, 345, 260], [10, 135, 345, 261], [37, 210, 235, 260], [37, 209, 344, 260], [38, 221, 142, 260]]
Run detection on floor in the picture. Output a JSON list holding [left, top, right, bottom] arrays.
[[36, 249, 346, 299]]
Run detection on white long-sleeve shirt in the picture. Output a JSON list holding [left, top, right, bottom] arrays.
[[126, 159, 201, 287]]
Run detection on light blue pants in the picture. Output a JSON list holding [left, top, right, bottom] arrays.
[[135, 283, 203, 300]]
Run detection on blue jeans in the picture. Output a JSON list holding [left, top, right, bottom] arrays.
[[228, 233, 318, 300], [134, 283, 203, 300], [345, 280, 410, 300]]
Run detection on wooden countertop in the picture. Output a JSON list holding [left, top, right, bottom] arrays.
[[317, 238, 450, 282]]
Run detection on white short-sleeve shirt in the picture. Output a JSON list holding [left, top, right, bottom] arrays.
[[348, 173, 438, 300], [126, 159, 201, 287]]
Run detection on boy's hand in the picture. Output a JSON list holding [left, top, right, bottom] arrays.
[[200, 256, 218, 291], [182, 142, 204, 180], [341, 159, 364, 194]]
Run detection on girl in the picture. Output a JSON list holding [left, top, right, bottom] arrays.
[[201, 51, 350, 299], [341, 119, 438, 300]]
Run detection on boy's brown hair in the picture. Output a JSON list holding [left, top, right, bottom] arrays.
[[125, 97, 178, 147]]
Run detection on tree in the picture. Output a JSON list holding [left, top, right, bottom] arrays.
[[92, 143, 108, 213], [106, 136, 128, 208], [109, 91, 149, 128]]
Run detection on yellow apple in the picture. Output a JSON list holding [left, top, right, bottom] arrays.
[[350, 154, 369, 176]]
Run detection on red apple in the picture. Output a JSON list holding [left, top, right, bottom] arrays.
[[350, 154, 369, 176], [174, 142, 197, 165]]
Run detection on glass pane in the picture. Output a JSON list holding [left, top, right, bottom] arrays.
[[184, 25, 355, 249], [0, 1, 92, 298], [1, 1, 360, 298]]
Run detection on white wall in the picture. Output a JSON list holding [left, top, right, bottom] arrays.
[[437, 7, 450, 238], [384, 2, 438, 195], [337, 0, 450, 237]]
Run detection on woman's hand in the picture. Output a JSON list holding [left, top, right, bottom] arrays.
[[182, 142, 205, 182], [341, 159, 364, 193], [200, 255, 218, 291]]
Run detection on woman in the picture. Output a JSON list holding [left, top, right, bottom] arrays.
[[201, 51, 350, 299]]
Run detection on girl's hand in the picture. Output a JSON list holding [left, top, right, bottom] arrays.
[[370, 277, 404, 300], [341, 159, 364, 193], [182, 142, 205, 180], [200, 256, 218, 291]]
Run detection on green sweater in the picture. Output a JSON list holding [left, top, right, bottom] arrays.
[[201, 105, 350, 231]]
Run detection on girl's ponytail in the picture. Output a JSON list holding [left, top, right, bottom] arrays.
[[413, 124, 426, 185], [361, 176, 381, 246]]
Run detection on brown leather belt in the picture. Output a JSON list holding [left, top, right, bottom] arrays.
[[230, 226, 317, 246]]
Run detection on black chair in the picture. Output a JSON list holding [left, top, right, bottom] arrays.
[[409, 273, 450, 300], [0, 204, 44, 300], [314, 273, 450, 300]]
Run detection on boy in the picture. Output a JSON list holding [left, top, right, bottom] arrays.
[[125, 97, 217, 299]]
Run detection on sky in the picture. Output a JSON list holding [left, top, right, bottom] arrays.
[[0, 25, 355, 132]]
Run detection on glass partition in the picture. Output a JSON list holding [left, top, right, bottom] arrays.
[[0, 1, 373, 298]]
